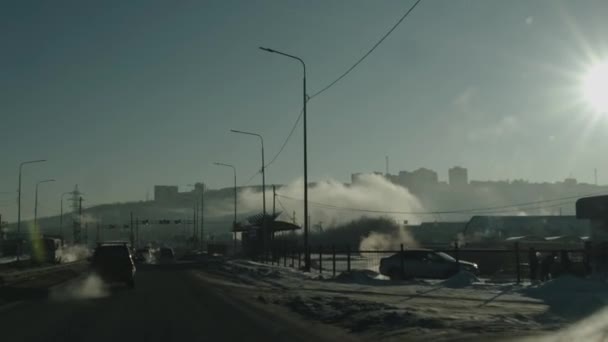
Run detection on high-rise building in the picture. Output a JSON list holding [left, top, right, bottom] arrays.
[[449, 166, 468, 186], [154, 185, 179, 202]]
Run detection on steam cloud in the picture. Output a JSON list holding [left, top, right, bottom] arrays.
[[238, 174, 424, 227], [57, 244, 91, 263], [359, 226, 419, 251], [50, 274, 109, 301]]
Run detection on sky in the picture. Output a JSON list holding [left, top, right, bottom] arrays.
[[1, 0, 608, 222]]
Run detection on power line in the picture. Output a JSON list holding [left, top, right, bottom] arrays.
[[261, 1, 424, 169], [265, 107, 304, 169], [276, 197, 290, 214], [275, 192, 597, 216], [244, 170, 262, 186], [308, 0, 424, 100]]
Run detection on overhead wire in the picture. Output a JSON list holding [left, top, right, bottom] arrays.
[[308, 0, 424, 100], [264, 107, 304, 169], [261, 0, 424, 169], [275, 191, 596, 216]]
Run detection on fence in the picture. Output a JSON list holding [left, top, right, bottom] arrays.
[[261, 242, 592, 284]]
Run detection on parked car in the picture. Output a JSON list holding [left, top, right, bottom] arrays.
[[91, 243, 136, 288], [379, 249, 479, 280], [134, 247, 152, 264], [158, 247, 175, 264]]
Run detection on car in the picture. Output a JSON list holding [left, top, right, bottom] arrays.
[[90, 243, 136, 289], [134, 247, 152, 264], [379, 249, 479, 280], [158, 247, 175, 264]]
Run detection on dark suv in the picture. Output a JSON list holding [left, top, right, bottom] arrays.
[[91, 243, 136, 289]]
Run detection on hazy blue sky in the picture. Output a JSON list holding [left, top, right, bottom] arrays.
[[2, 0, 608, 221]]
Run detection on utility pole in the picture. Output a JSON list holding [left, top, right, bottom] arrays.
[[192, 201, 196, 247], [386, 156, 389, 175], [75, 196, 83, 244], [135, 218, 139, 248], [272, 185, 276, 217], [595, 168, 598, 186], [130, 211, 134, 248], [200, 184, 205, 250]]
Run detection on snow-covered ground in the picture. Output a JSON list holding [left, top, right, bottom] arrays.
[[201, 259, 608, 341]]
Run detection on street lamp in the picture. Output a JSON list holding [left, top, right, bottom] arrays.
[[34, 179, 55, 230], [213, 162, 237, 251], [59, 191, 72, 240], [17, 159, 46, 258], [230, 129, 267, 253], [259, 46, 310, 271]]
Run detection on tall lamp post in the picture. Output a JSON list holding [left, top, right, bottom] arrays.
[[259, 46, 309, 271], [17, 159, 46, 259], [59, 191, 72, 241], [230, 129, 267, 253], [213, 162, 237, 251], [34, 179, 55, 230]]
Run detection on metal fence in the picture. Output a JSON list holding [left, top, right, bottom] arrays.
[[262, 242, 592, 284]]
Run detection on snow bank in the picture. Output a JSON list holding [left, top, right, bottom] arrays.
[[283, 295, 446, 333], [334, 270, 387, 284], [441, 271, 480, 288], [521, 275, 608, 319]]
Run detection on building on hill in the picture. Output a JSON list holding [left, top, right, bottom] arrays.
[[351, 172, 384, 184], [154, 185, 178, 202], [449, 166, 468, 186]]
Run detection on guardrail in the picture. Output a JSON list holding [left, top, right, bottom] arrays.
[[0, 261, 87, 287]]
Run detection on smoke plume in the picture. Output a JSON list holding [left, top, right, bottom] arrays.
[[57, 244, 91, 263], [238, 174, 424, 227], [50, 274, 109, 301], [359, 226, 419, 251]]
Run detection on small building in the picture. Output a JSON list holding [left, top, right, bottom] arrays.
[[449, 166, 468, 186], [154, 185, 179, 202]]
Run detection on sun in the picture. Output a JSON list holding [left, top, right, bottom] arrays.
[[582, 62, 608, 113]]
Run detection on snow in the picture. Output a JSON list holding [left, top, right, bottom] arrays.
[[201, 259, 565, 341], [440, 271, 481, 288]]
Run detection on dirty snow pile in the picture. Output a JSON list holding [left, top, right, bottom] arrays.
[[204, 260, 561, 341], [441, 271, 481, 288], [516, 276, 608, 342]]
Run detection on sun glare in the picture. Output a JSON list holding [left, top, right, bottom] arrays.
[[582, 62, 608, 113]]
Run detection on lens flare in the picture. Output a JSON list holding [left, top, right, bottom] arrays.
[[582, 62, 608, 113]]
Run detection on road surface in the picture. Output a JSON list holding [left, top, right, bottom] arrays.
[[0, 263, 346, 342]]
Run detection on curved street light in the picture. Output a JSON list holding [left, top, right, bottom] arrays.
[[259, 46, 310, 271]]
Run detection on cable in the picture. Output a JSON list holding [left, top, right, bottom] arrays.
[[275, 192, 594, 216], [243, 170, 262, 186], [309, 0, 424, 100], [260, 0, 423, 168], [276, 197, 290, 213], [265, 107, 304, 169]]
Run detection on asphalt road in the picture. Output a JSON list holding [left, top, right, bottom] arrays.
[[0, 263, 338, 342]]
